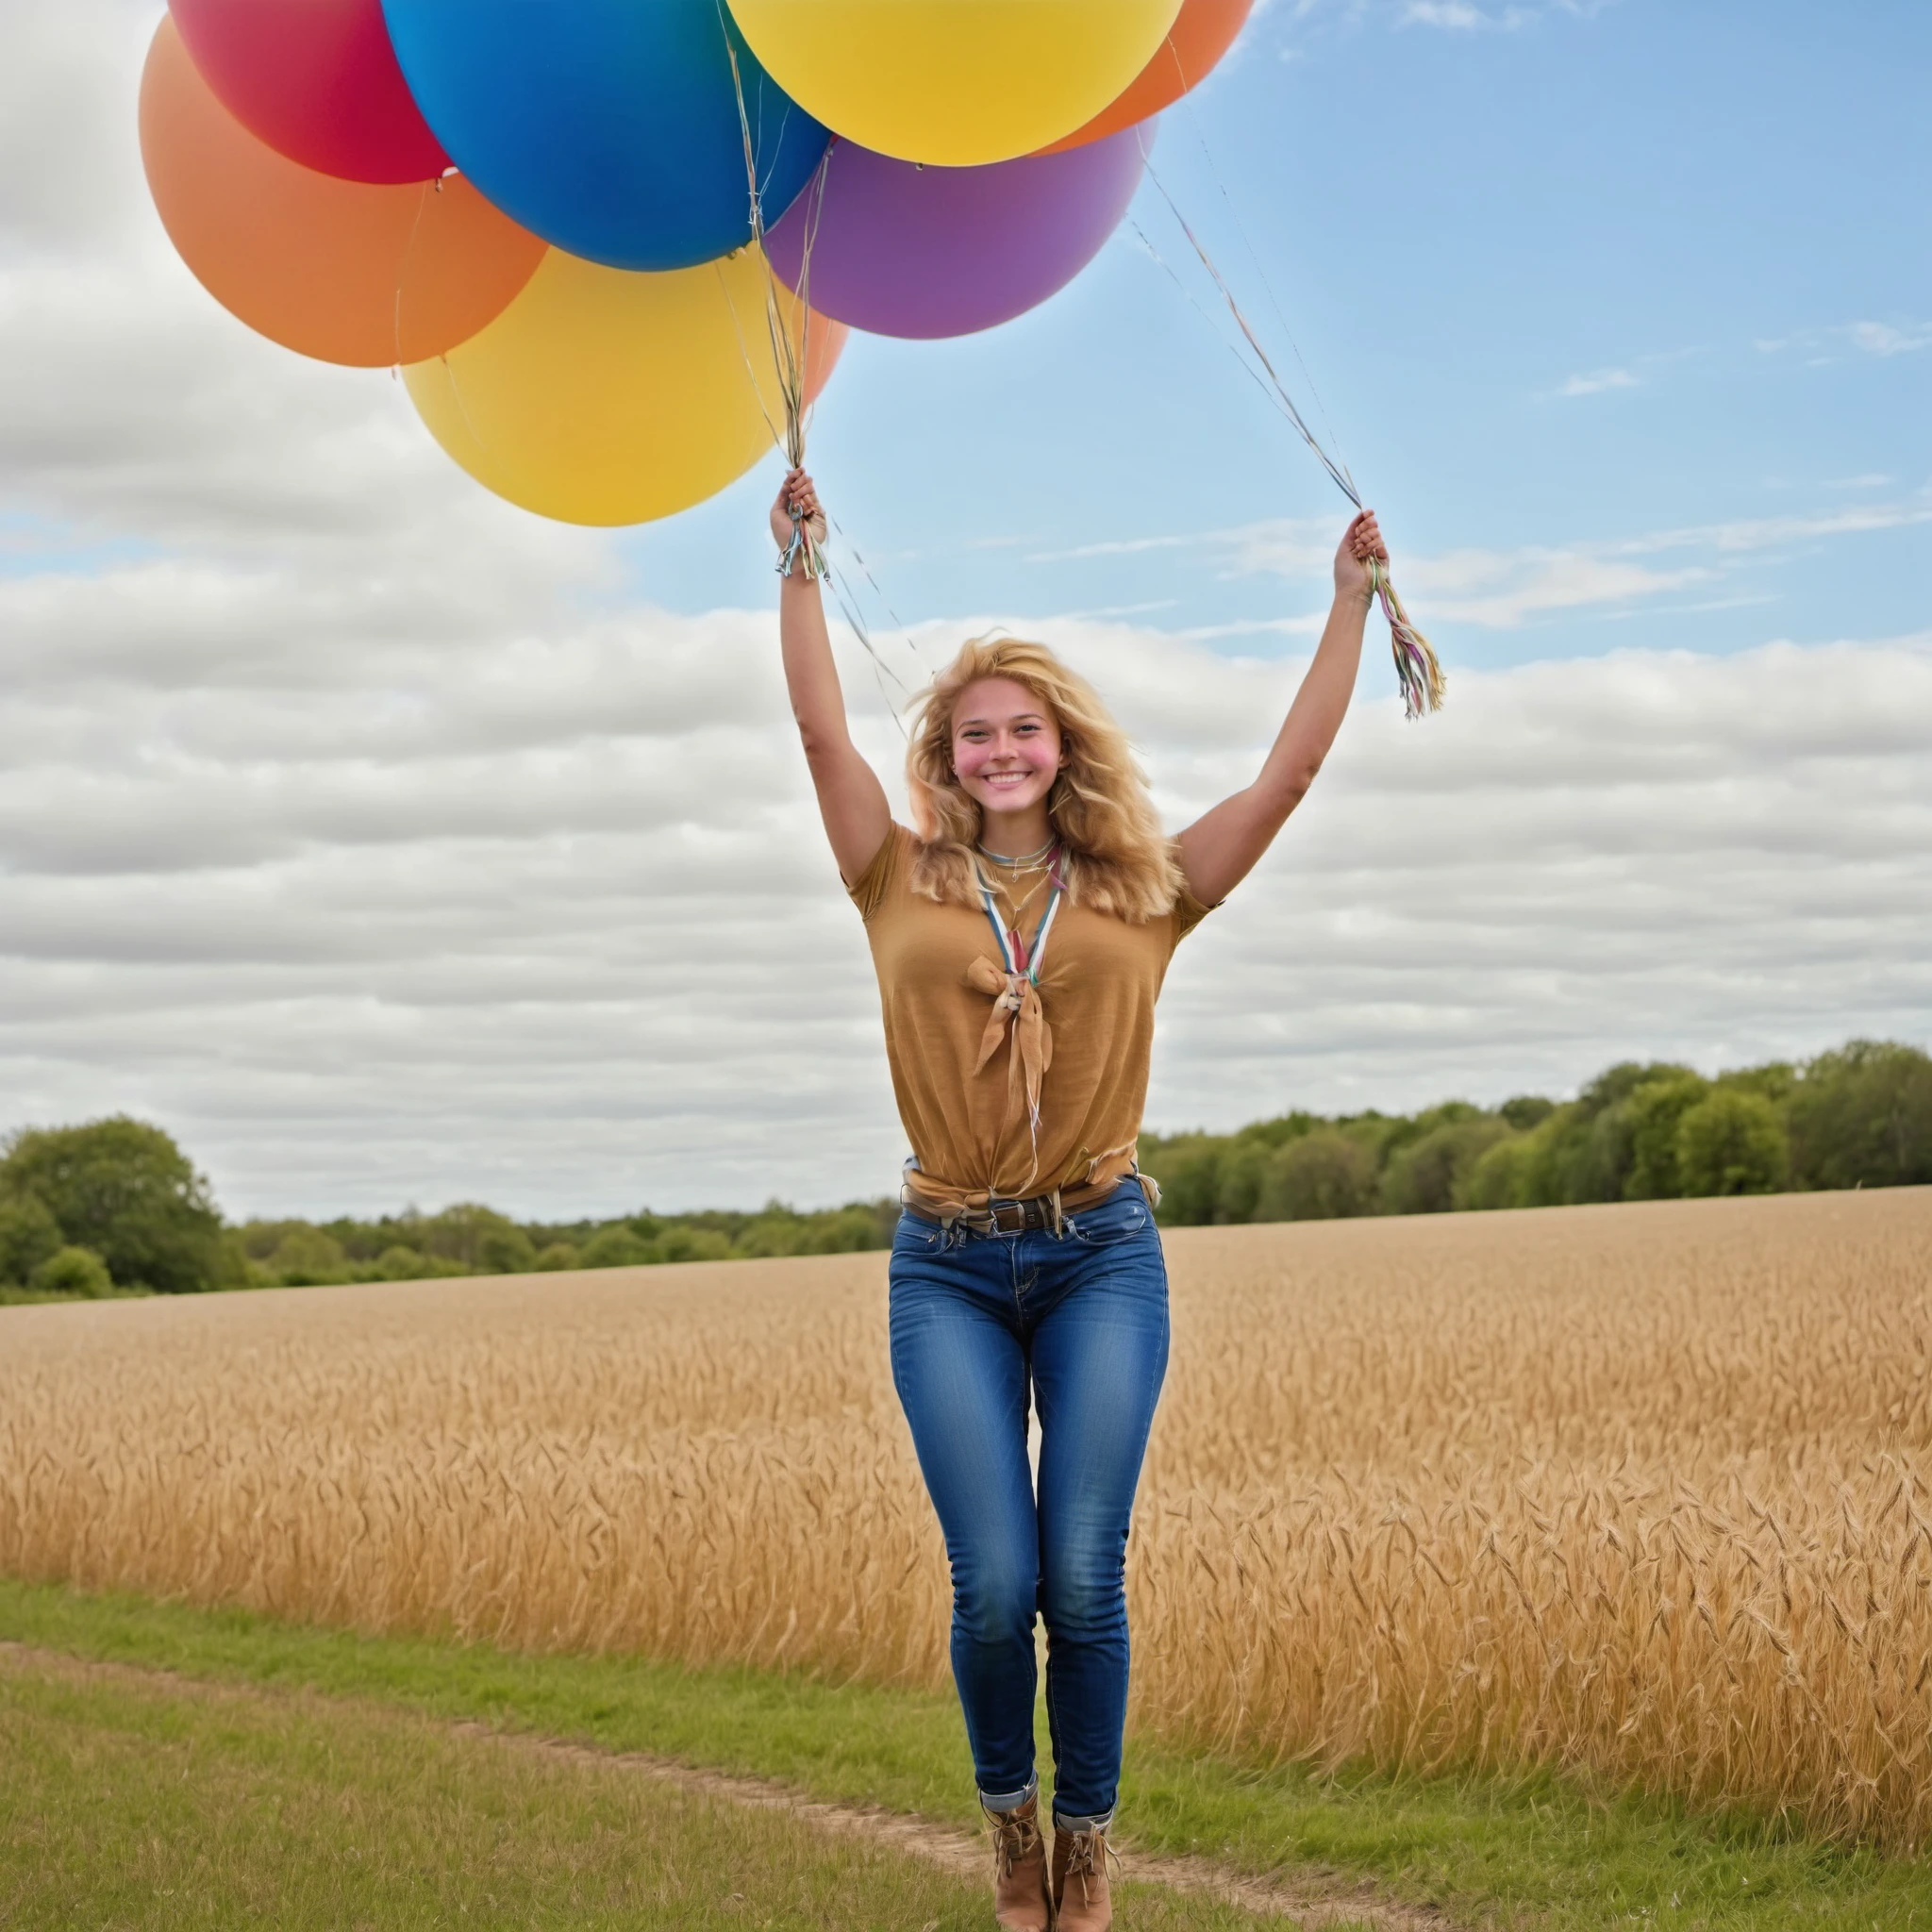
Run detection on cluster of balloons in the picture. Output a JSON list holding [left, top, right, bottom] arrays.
[[141, 0, 1253, 527]]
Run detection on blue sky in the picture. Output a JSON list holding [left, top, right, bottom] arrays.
[[622, 0, 1931, 664], [0, 0, 1925, 1217]]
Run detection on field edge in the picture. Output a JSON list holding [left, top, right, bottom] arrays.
[[2, 1574, 1927, 1932]]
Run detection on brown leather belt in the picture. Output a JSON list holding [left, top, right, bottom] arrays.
[[901, 1173, 1149, 1237], [903, 1194, 1061, 1235]]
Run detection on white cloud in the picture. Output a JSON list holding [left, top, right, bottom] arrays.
[[6, 549, 1928, 1215], [1558, 367, 1641, 397], [0, 0, 1923, 1222], [1351, 491, 1932, 627], [1757, 320, 1932, 363], [1401, 2, 1534, 27], [1091, 488, 1932, 630], [1399, 0, 1612, 28], [0, 0, 157, 249], [1025, 533, 1204, 564], [1397, 549, 1707, 626], [1260, 0, 1617, 57], [1624, 494, 1932, 558], [1847, 321, 1932, 358]]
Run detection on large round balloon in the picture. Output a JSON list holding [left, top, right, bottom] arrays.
[[169, 0, 448, 183], [724, 0, 1182, 166], [141, 17, 545, 367], [381, 0, 830, 273], [1040, 0, 1254, 154], [766, 128, 1145, 341], [404, 247, 846, 526]]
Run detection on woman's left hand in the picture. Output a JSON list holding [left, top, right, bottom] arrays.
[[772, 466, 828, 555], [1333, 509, 1389, 604]]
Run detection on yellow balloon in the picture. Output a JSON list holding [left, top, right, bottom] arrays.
[[724, 0, 1184, 166], [404, 244, 824, 527]]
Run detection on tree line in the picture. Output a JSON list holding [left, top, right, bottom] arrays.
[[1140, 1039, 1932, 1225], [0, 1116, 895, 1302], [1, 1037, 1925, 1299]]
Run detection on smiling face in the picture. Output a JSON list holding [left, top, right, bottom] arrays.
[[949, 676, 1066, 832]]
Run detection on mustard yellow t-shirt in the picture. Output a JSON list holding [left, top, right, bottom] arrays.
[[848, 825, 1210, 1205]]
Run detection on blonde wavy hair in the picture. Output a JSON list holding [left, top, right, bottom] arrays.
[[906, 636, 1182, 924]]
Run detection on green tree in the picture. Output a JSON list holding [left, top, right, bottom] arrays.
[[1210, 1140, 1274, 1223], [1380, 1117, 1513, 1216], [1624, 1074, 1709, 1199], [421, 1204, 537, 1274], [1675, 1090, 1789, 1196], [1454, 1130, 1539, 1210], [0, 1117, 222, 1294], [234, 1219, 310, 1264], [1508, 1105, 1579, 1207], [581, 1225, 656, 1268], [31, 1245, 114, 1298], [1230, 1110, 1324, 1152], [735, 1208, 808, 1258], [656, 1226, 732, 1264], [1255, 1130, 1378, 1222], [798, 1204, 892, 1254], [1512, 1064, 1700, 1207], [1717, 1061, 1797, 1107], [1787, 1041, 1932, 1191], [373, 1245, 436, 1280], [0, 1192, 63, 1284], [1557, 1098, 1637, 1205], [533, 1242, 582, 1272], [212, 1230, 257, 1289], [1498, 1094, 1556, 1130], [1142, 1140, 1224, 1226], [265, 1227, 354, 1287]]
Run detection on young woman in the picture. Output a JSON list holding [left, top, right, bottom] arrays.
[[772, 469, 1387, 1932]]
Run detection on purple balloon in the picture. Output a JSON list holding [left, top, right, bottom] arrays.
[[765, 125, 1148, 341]]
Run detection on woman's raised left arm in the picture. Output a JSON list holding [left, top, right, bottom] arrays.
[[1174, 509, 1386, 907]]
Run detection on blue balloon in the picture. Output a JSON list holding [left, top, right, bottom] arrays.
[[381, 0, 829, 272]]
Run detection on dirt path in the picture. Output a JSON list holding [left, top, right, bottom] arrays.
[[0, 1641, 1460, 1931]]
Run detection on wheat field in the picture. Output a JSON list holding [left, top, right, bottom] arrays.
[[3, 1190, 1928, 1850]]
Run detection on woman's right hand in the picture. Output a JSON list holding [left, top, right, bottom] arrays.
[[771, 467, 827, 555], [1333, 508, 1387, 605]]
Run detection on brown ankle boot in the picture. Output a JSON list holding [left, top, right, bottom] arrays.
[[1051, 1819, 1117, 1932], [981, 1790, 1052, 1932]]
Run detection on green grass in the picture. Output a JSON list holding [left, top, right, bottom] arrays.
[[0, 1648, 1289, 1932], [1, 1658, 993, 1930], [2, 1575, 1927, 1930]]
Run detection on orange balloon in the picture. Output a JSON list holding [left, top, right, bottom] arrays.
[[1038, 0, 1254, 154], [139, 16, 545, 368], [804, 320, 848, 408]]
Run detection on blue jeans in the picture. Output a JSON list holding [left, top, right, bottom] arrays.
[[888, 1183, 1170, 1823]]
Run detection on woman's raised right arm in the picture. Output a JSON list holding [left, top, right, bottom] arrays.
[[772, 469, 892, 883]]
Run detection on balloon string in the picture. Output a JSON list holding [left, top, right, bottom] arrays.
[[714, 260, 910, 728], [1138, 141, 1357, 504], [719, 7, 827, 582], [711, 25, 916, 727], [1183, 110, 1356, 500], [1133, 138, 1444, 719], [391, 175, 439, 372]]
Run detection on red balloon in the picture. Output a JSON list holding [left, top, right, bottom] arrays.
[[168, 0, 448, 185]]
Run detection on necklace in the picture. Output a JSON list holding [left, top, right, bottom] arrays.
[[976, 835, 1055, 868], [972, 838, 1058, 945], [985, 869, 1049, 929]]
